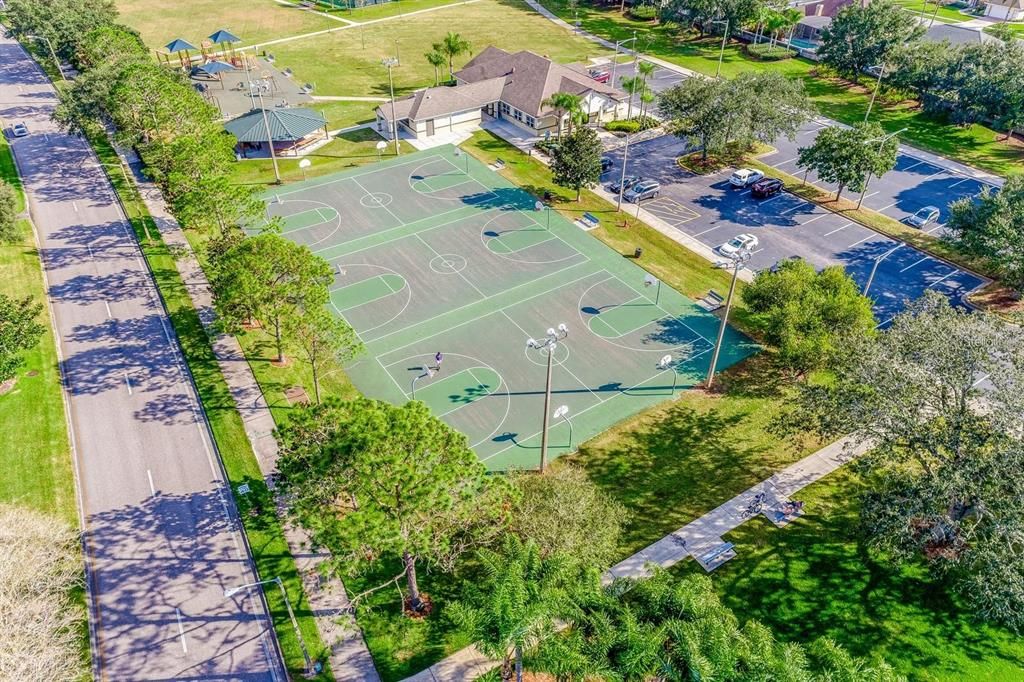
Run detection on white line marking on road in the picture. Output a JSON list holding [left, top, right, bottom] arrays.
[[775, 156, 799, 165], [799, 213, 829, 226], [104, 301, 112, 318], [758, 194, 786, 206], [147, 469, 156, 496], [848, 234, 882, 248], [928, 269, 959, 288], [73, 201, 78, 213], [86, 244, 94, 259], [949, 177, 973, 188], [123, 372, 132, 395], [175, 608, 188, 653], [900, 256, 930, 273], [780, 203, 807, 215], [925, 223, 945, 235], [136, 257, 144, 271], [878, 202, 897, 211], [693, 224, 725, 237], [824, 222, 853, 236], [861, 191, 879, 201], [902, 160, 925, 172], [972, 373, 991, 388]]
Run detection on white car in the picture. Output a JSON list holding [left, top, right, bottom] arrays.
[[905, 205, 940, 229], [729, 168, 764, 188], [11, 123, 28, 138], [718, 233, 759, 256]]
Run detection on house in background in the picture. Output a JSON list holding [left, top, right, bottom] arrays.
[[375, 47, 628, 143], [924, 22, 1002, 44], [984, 0, 1024, 20]]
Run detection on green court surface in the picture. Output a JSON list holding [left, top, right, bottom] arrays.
[[259, 146, 758, 470]]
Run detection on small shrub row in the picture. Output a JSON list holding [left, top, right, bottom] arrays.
[[604, 116, 659, 134], [745, 42, 798, 61], [627, 4, 658, 20]]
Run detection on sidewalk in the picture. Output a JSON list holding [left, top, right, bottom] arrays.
[[401, 434, 868, 681], [119, 151, 381, 682]]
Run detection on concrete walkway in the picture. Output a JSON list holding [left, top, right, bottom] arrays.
[[117, 150, 381, 682], [401, 435, 869, 681]]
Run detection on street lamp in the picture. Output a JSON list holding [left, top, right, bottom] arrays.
[[863, 243, 902, 296], [526, 323, 568, 473], [658, 354, 679, 396], [864, 64, 887, 123], [224, 576, 313, 675], [706, 248, 750, 389], [554, 404, 573, 449], [411, 365, 434, 400], [616, 131, 632, 212], [710, 18, 731, 79], [382, 56, 401, 156], [857, 127, 907, 208], [25, 34, 64, 81], [609, 33, 638, 93], [239, 46, 282, 184]]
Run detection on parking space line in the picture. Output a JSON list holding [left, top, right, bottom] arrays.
[[798, 213, 829, 226], [861, 191, 879, 201], [758, 194, 786, 206], [902, 160, 926, 172], [824, 222, 853, 236], [928, 269, 960, 288], [774, 156, 799, 166], [925, 223, 945, 235], [848, 233, 885, 248], [780, 202, 808, 215], [899, 256, 930, 272], [878, 202, 897, 211], [949, 177, 974, 188], [693, 224, 726, 237]]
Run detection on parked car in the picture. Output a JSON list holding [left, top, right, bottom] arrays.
[[751, 177, 784, 199], [600, 156, 613, 173], [905, 205, 940, 229], [590, 69, 611, 84], [729, 168, 764, 188], [609, 175, 641, 193], [718, 233, 759, 256], [624, 180, 661, 203], [11, 122, 28, 138]]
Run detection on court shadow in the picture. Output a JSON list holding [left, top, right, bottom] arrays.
[[447, 384, 493, 405]]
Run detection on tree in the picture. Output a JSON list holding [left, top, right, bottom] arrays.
[[792, 292, 1024, 630], [796, 122, 898, 201], [741, 258, 876, 374], [659, 77, 730, 161], [0, 180, 18, 244], [0, 294, 45, 384], [5, 0, 118, 65], [636, 61, 656, 119], [276, 398, 512, 613], [0, 505, 86, 680], [425, 49, 447, 86], [433, 32, 472, 80], [945, 174, 1024, 292], [542, 92, 583, 139], [620, 75, 645, 122], [286, 307, 362, 405], [448, 536, 583, 682], [507, 466, 627, 569], [818, 0, 924, 82], [551, 127, 604, 202]]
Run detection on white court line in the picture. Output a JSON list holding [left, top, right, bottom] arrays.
[[824, 222, 853, 236], [147, 469, 156, 496], [175, 608, 188, 654], [927, 269, 960, 288], [351, 176, 405, 227], [798, 213, 829, 227], [123, 372, 132, 395], [900, 256, 930, 273]]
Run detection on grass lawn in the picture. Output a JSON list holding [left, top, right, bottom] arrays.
[[538, 0, 1024, 177], [269, 0, 610, 98], [984, 21, 1024, 36], [891, 0, 969, 23], [675, 468, 1024, 680], [322, 0, 474, 22], [310, 99, 380, 129], [115, 0, 338, 50]]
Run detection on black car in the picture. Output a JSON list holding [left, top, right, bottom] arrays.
[[751, 177, 784, 199], [600, 156, 613, 173], [609, 175, 641, 194]]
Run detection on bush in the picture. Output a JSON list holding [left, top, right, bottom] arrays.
[[745, 42, 798, 61], [604, 115, 659, 134], [627, 4, 658, 20], [534, 139, 559, 155]]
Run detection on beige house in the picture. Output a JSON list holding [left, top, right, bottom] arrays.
[[375, 47, 628, 141], [985, 0, 1024, 20]]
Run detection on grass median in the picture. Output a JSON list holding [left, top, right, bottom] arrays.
[[85, 131, 333, 680]]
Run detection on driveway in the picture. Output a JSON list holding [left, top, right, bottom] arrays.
[[604, 135, 987, 324]]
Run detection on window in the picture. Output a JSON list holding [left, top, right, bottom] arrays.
[[499, 102, 510, 114], [525, 115, 536, 127], [513, 109, 523, 122]]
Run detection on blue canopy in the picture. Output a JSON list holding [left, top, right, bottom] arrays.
[[194, 60, 236, 75], [208, 29, 241, 45], [165, 38, 198, 53]]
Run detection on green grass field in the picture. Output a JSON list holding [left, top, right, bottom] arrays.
[[892, 0, 969, 23]]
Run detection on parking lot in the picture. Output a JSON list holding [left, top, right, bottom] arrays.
[[603, 135, 988, 324], [605, 60, 686, 110]]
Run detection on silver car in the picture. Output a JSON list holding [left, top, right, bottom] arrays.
[[11, 122, 28, 138], [906, 205, 940, 229], [623, 180, 660, 203]]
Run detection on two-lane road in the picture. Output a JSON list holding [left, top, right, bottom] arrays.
[[0, 34, 285, 681]]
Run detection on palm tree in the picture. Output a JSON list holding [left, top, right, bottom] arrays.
[[424, 50, 446, 86], [448, 537, 575, 682], [621, 75, 645, 120], [639, 88, 655, 120], [542, 92, 583, 138], [433, 32, 471, 81], [636, 60, 656, 118], [779, 7, 803, 49]]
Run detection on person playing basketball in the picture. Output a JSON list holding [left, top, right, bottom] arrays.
[[434, 351, 443, 372]]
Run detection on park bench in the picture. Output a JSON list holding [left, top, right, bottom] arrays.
[[265, 53, 276, 63], [300, 0, 316, 6], [493, 157, 506, 170], [282, 67, 294, 78], [697, 289, 725, 312], [300, 82, 314, 94], [579, 212, 600, 230], [696, 542, 736, 572]]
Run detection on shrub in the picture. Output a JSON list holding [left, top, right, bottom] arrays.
[[745, 42, 798, 61], [604, 115, 659, 134], [627, 4, 658, 20], [534, 139, 559, 155]]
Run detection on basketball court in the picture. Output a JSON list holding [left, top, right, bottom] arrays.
[[256, 146, 757, 470]]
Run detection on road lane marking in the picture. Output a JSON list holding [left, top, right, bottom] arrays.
[[824, 222, 853, 236], [104, 301, 112, 318], [175, 608, 188, 654], [147, 469, 156, 496], [900, 256, 930, 272], [73, 201, 78, 212], [123, 372, 132, 395], [86, 244, 94, 259]]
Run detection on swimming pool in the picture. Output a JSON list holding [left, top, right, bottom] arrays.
[[789, 38, 819, 51]]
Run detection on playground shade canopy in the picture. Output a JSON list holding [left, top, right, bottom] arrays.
[[192, 60, 236, 76], [208, 29, 242, 44], [165, 38, 198, 53], [224, 107, 327, 142]]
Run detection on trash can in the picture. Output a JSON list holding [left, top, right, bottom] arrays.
[[634, 247, 643, 259]]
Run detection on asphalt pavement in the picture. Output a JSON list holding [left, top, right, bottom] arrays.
[[0, 34, 285, 681]]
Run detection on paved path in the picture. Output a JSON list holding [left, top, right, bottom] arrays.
[[401, 435, 868, 681], [1, 34, 285, 681], [120, 152, 381, 681]]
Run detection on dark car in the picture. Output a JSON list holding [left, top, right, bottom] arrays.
[[609, 175, 641, 193], [600, 156, 613, 173], [751, 177, 784, 199]]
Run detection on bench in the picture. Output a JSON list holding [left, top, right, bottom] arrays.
[[696, 542, 736, 572], [282, 67, 294, 78], [300, 0, 316, 6], [493, 157, 506, 170], [697, 289, 725, 312], [300, 82, 314, 94], [579, 212, 600, 230]]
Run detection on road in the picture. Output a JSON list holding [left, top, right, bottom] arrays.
[[0, 34, 285, 681]]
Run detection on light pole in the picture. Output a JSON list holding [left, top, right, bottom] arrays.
[[857, 127, 906, 208], [863, 243, 902, 296], [659, 354, 678, 396], [526, 323, 568, 473], [382, 57, 401, 156], [864, 64, 887, 123], [711, 18, 730, 79], [609, 34, 638, 95], [240, 46, 281, 184], [411, 365, 434, 400], [706, 249, 750, 389], [554, 404, 573, 449], [616, 132, 632, 212], [26, 34, 65, 81], [224, 576, 312, 675]]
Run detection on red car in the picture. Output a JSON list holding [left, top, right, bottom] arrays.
[[590, 70, 611, 84]]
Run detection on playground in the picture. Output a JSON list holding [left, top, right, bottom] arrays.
[[257, 146, 756, 470]]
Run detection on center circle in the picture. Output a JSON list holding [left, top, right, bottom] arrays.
[[360, 192, 393, 208], [429, 254, 467, 274], [524, 341, 570, 367]]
